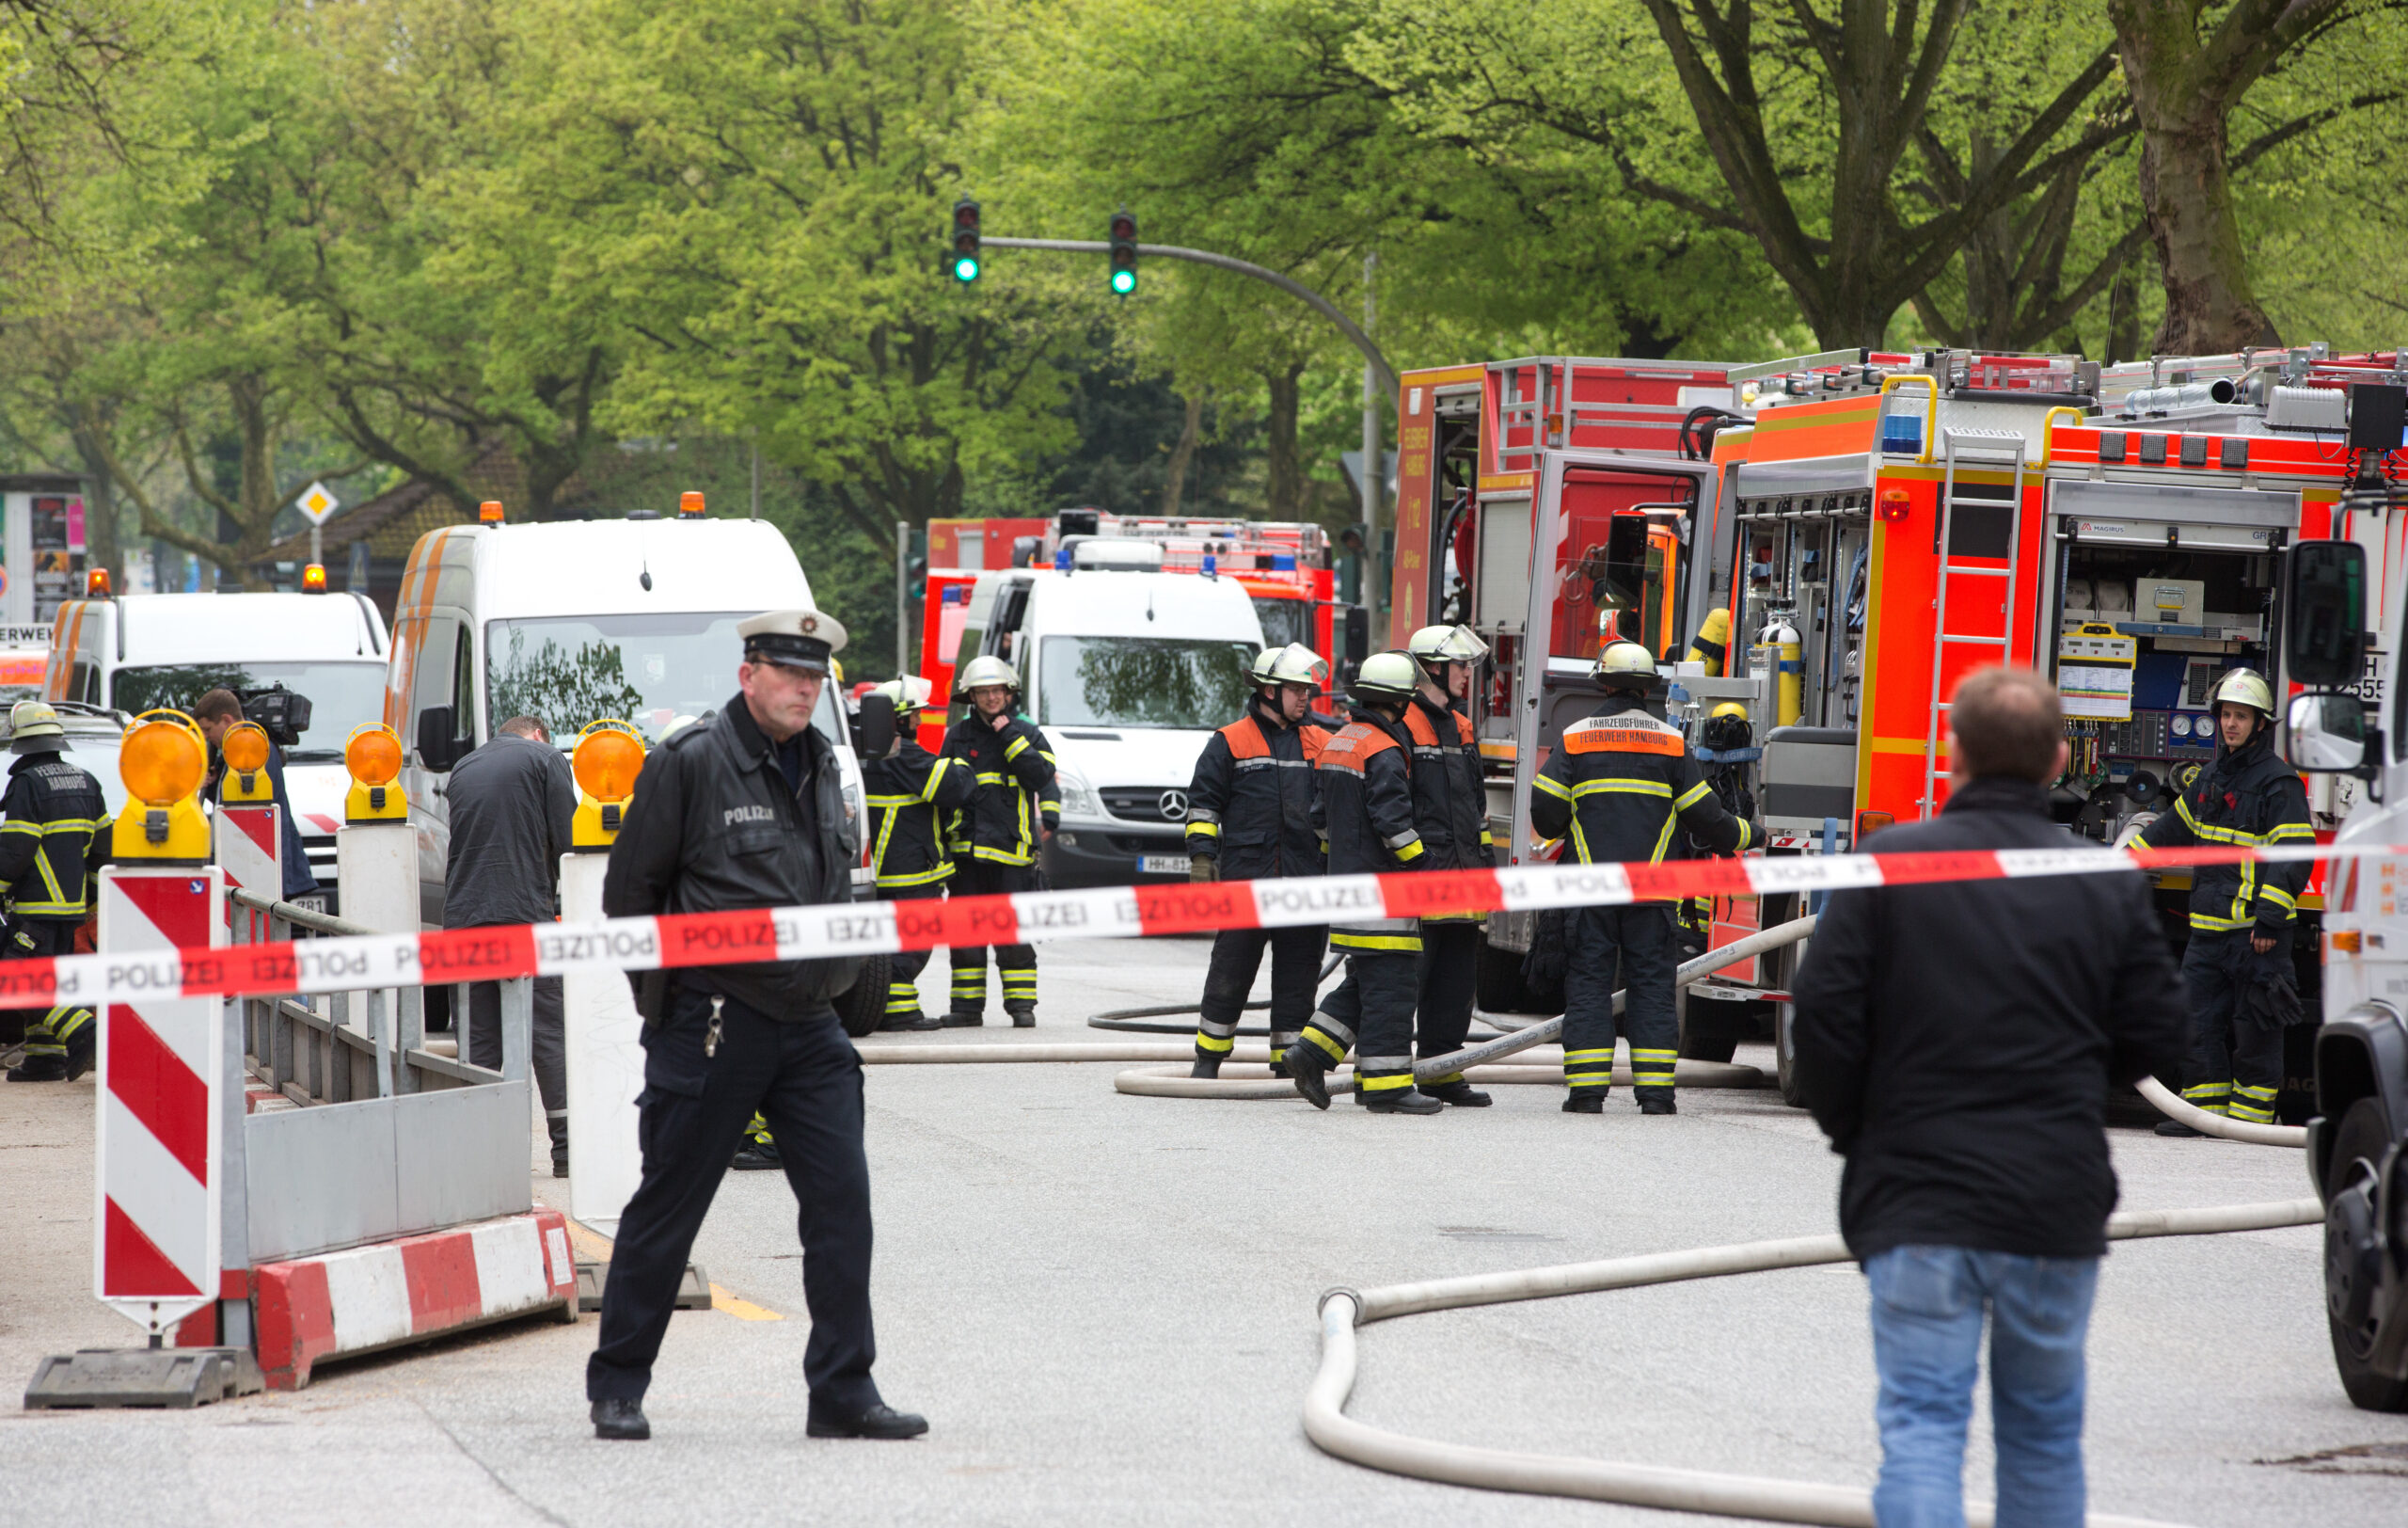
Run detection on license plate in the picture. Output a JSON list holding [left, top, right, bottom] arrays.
[[1138, 854, 1191, 875], [290, 895, 327, 915]]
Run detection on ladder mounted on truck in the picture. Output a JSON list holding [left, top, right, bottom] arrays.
[[1922, 427, 2032, 817]]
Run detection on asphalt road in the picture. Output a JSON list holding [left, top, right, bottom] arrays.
[[5, 933, 2404, 1527]]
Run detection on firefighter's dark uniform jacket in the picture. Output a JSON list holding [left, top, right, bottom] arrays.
[[1403, 695, 1493, 876], [1529, 695, 1752, 874], [1183, 695, 1328, 880], [0, 752, 108, 922], [602, 693, 860, 1020], [2136, 725, 2313, 937], [863, 737, 974, 891], [1316, 711, 1424, 953], [943, 712, 1059, 867]]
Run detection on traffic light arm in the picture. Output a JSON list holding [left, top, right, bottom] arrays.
[[981, 236, 1396, 399]]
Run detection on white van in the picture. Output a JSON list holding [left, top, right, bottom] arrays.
[[943, 565, 1265, 887], [43, 591, 392, 901], [386, 513, 869, 928]]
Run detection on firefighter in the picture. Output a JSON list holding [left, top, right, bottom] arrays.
[[1400, 624, 1497, 1106], [1286, 652, 1442, 1115], [1675, 702, 1757, 963], [1183, 644, 1331, 1079], [2135, 668, 2313, 1134], [942, 655, 1059, 1027], [862, 676, 974, 1032], [1530, 642, 1753, 1116], [1, 700, 107, 1083]]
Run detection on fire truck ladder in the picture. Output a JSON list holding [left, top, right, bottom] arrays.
[[1922, 427, 2031, 816]]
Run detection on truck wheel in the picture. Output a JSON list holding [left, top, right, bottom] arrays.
[[835, 954, 893, 1040], [1475, 934, 1557, 1016], [1678, 995, 1742, 1063], [1774, 1001, 1807, 1108], [2324, 1097, 2408, 1412]]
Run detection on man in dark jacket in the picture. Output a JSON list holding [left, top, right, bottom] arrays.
[[195, 689, 317, 904], [1793, 665, 2185, 1527], [1401, 624, 1497, 1106], [587, 606, 925, 1445], [2135, 668, 2313, 1134], [1183, 644, 1330, 1078], [1530, 641, 1752, 1116], [0, 701, 106, 1082], [1286, 652, 1444, 1115], [445, 715, 576, 1174], [861, 676, 972, 1031], [941, 654, 1058, 1027]]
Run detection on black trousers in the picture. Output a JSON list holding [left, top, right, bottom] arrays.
[[1300, 948, 1419, 1095], [2178, 930, 2289, 1123], [948, 858, 1038, 1011], [4, 918, 91, 1057], [1562, 904, 1680, 1097], [467, 976, 566, 1126], [1415, 920, 1481, 1079], [1196, 924, 1328, 1063], [883, 884, 944, 1022], [588, 988, 879, 1412]]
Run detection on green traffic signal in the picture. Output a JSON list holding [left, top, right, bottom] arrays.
[[954, 255, 980, 283], [1110, 268, 1135, 294]]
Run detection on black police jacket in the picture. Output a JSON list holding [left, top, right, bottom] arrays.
[[1184, 695, 1328, 880], [1529, 696, 1751, 885], [0, 751, 109, 922], [1791, 776, 2186, 1261], [1403, 695, 1493, 873], [2136, 728, 2313, 937], [943, 713, 1059, 867], [863, 740, 974, 891], [603, 692, 860, 1020]]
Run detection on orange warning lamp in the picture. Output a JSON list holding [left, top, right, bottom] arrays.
[[86, 567, 111, 597], [677, 491, 705, 518], [113, 709, 211, 859], [300, 563, 327, 593], [480, 500, 505, 524], [572, 720, 647, 849], [344, 724, 406, 822], [1877, 487, 1912, 523], [221, 721, 274, 804]]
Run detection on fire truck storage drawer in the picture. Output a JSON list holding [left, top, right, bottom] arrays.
[[1762, 726, 1857, 830]]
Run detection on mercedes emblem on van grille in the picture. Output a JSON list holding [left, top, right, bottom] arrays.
[[1158, 789, 1189, 821]]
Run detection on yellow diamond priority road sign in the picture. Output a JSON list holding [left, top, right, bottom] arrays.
[[296, 481, 340, 524]]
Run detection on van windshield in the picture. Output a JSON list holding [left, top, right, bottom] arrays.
[[485, 613, 848, 749], [110, 662, 388, 761], [1036, 637, 1255, 730]]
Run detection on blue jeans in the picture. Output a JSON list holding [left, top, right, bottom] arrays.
[[1864, 1246, 2100, 1528]]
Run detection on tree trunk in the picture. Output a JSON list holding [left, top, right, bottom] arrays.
[[1263, 364, 1303, 520], [2131, 119, 2278, 353], [67, 418, 119, 592], [1160, 390, 1203, 517]]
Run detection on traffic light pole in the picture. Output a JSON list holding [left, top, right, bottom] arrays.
[[978, 237, 1396, 399]]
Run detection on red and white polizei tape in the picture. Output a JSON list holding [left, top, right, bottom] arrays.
[[8, 840, 2397, 1012]]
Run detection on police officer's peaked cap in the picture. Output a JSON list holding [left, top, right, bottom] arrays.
[[739, 608, 848, 674]]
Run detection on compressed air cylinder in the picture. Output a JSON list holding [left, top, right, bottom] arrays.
[[1684, 608, 1734, 676], [1751, 617, 1802, 727]]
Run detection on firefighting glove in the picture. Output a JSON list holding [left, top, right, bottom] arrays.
[[1190, 855, 1218, 883]]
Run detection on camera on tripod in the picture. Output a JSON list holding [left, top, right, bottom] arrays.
[[237, 684, 313, 748]]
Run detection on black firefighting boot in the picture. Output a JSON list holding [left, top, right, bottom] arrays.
[[941, 1010, 985, 1027], [548, 1116, 570, 1178], [1562, 1093, 1605, 1115], [1639, 1091, 1678, 1116], [730, 1115, 781, 1171], [1189, 1056, 1222, 1080], [6, 1052, 68, 1082], [1422, 1079, 1492, 1107], [1005, 1000, 1037, 1028], [1363, 1087, 1444, 1116], [1287, 1043, 1332, 1110]]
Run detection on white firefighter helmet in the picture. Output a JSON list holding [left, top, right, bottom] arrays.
[[1250, 643, 1328, 689], [8, 699, 66, 754], [1406, 624, 1491, 668], [1349, 650, 1421, 706], [872, 676, 935, 714], [2210, 667, 2274, 718], [1592, 640, 1662, 689], [954, 655, 1021, 696]]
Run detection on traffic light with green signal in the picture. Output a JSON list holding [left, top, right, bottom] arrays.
[[1108, 209, 1137, 294], [951, 197, 981, 283]]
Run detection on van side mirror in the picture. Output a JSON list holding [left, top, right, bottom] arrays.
[[417, 706, 460, 772], [1343, 604, 1370, 662], [2284, 539, 2368, 688], [2283, 692, 2368, 774], [852, 692, 896, 759]]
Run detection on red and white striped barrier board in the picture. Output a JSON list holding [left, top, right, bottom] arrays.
[[19, 841, 2401, 1011], [94, 867, 227, 1338], [215, 804, 281, 929], [250, 1210, 578, 1389]]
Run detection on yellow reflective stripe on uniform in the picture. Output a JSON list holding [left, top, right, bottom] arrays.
[[2173, 795, 2250, 844], [1186, 821, 1221, 838], [1330, 931, 1423, 952], [0, 820, 39, 836], [1563, 1049, 1616, 1063], [1570, 778, 1672, 798], [1673, 780, 1713, 810], [1196, 1031, 1235, 1054], [875, 864, 954, 889], [1732, 819, 1754, 851], [1392, 838, 1424, 862], [2188, 910, 2253, 931], [2259, 885, 2298, 911], [1305, 1027, 1349, 1061], [1569, 817, 1592, 865], [1650, 809, 1679, 864], [863, 794, 919, 808], [1566, 1074, 1616, 1088], [2263, 821, 2314, 842], [971, 845, 1034, 866], [1004, 734, 1030, 760], [1357, 1072, 1415, 1090], [1532, 772, 1573, 802], [974, 772, 1008, 786]]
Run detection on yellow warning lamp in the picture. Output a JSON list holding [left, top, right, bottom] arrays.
[[479, 500, 505, 525], [86, 567, 112, 597], [221, 722, 275, 804], [300, 563, 327, 594], [677, 491, 705, 519], [113, 710, 211, 860], [343, 724, 407, 823], [571, 720, 646, 850]]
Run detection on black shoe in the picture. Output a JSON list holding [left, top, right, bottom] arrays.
[[549, 1119, 570, 1178], [940, 1010, 984, 1027], [1364, 1088, 1444, 1115], [879, 1011, 942, 1032], [1289, 1048, 1331, 1110], [63, 1035, 93, 1083], [1005, 1001, 1037, 1028], [6, 1054, 68, 1082], [1424, 1080, 1492, 1107], [1562, 1094, 1604, 1115], [1189, 1056, 1222, 1079], [2154, 1119, 2207, 1138], [1638, 1092, 1677, 1116], [1269, 1059, 1291, 1079], [807, 1401, 928, 1440], [552, 1152, 570, 1179], [592, 1398, 650, 1440], [730, 1139, 783, 1171]]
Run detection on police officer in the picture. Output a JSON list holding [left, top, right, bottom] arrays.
[[1286, 652, 1442, 1115], [1530, 642, 1753, 1116], [942, 655, 1058, 1027], [1, 701, 106, 1083], [2137, 668, 2313, 1134], [589, 608, 924, 1442], [1184, 644, 1330, 1079], [1400, 624, 1497, 1107], [862, 677, 974, 1032]]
